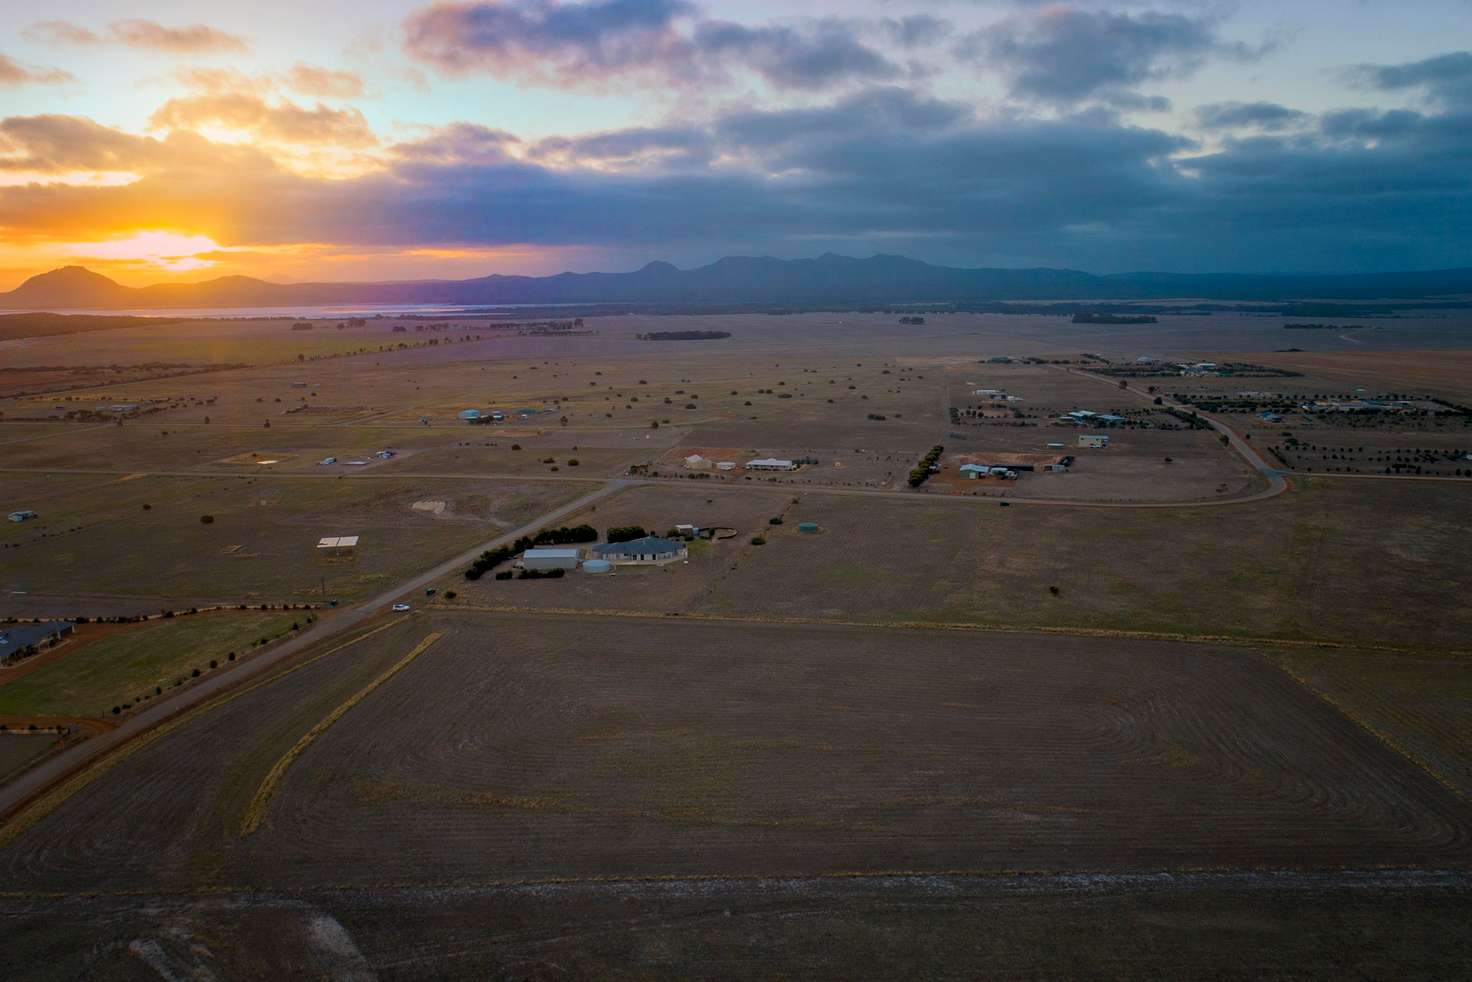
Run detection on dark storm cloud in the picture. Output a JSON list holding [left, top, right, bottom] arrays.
[[691, 19, 904, 90], [960, 7, 1256, 107], [404, 0, 696, 83], [403, 1, 908, 90], [1354, 50, 1472, 108], [6, 70, 1472, 272], [532, 126, 712, 168], [1195, 101, 1310, 131]]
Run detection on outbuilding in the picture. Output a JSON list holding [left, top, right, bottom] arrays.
[[1078, 434, 1110, 448], [682, 454, 711, 470], [0, 620, 74, 652], [589, 536, 688, 565], [316, 535, 360, 556], [7, 510, 38, 523], [521, 547, 581, 571], [745, 457, 797, 471]]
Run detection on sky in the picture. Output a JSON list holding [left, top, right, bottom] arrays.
[[1, 0, 1470, 288]]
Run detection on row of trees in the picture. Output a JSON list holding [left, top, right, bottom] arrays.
[[908, 445, 945, 487], [463, 524, 600, 579]]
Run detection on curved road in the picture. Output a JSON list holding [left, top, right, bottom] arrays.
[[1065, 366, 1289, 501]]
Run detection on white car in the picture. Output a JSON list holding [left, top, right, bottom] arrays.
[[391, 602, 411, 612]]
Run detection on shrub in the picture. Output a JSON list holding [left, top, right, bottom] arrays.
[[191, 668, 201, 678], [750, 535, 766, 545], [606, 525, 648, 544], [443, 590, 457, 599], [769, 516, 783, 525], [200, 514, 215, 524], [209, 659, 218, 669]]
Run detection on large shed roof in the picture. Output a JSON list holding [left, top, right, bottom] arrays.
[[591, 536, 682, 557]]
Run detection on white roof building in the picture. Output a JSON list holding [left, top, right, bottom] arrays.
[[746, 457, 797, 471]]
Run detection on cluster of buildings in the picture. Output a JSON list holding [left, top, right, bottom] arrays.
[[320, 449, 395, 466], [459, 408, 541, 424], [521, 535, 690, 573], [1058, 409, 1128, 428], [1298, 398, 1424, 414], [683, 455, 803, 472], [972, 388, 1023, 403]]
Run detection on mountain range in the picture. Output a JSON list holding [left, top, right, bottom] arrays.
[[5, 254, 1472, 310]]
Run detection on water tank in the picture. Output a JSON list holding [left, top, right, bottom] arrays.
[[798, 522, 820, 533], [582, 559, 613, 574]]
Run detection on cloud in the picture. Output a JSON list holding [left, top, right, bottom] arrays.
[[21, 21, 100, 45], [390, 123, 522, 165], [691, 19, 905, 90], [149, 95, 377, 147], [961, 6, 1256, 107], [0, 115, 163, 172], [404, 1, 911, 90], [0, 54, 73, 86], [4, 76, 1472, 274], [404, 0, 696, 85], [881, 16, 952, 49], [532, 125, 710, 168], [1195, 101, 1310, 131], [24, 19, 247, 53], [109, 20, 248, 53], [1353, 50, 1472, 108], [285, 64, 366, 99]]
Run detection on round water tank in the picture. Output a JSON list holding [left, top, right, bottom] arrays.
[[582, 559, 613, 574]]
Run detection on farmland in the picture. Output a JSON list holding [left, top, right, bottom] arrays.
[[0, 611, 304, 719], [0, 611, 1467, 976], [1, 309, 1470, 975]]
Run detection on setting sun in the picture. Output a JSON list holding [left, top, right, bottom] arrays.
[[60, 230, 224, 273]]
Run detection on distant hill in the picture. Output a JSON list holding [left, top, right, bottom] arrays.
[[5, 254, 1472, 310]]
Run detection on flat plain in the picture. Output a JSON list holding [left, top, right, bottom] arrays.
[[0, 307, 1469, 976]]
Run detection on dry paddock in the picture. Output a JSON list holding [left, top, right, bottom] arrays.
[[1, 611, 1467, 901]]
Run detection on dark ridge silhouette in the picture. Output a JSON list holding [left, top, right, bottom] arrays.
[[5, 254, 1472, 310]]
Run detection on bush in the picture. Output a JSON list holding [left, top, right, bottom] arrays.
[[191, 668, 201, 678], [606, 525, 648, 543], [495, 570, 514, 580], [750, 535, 766, 545], [769, 516, 783, 525], [209, 659, 218, 669], [443, 590, 457, 599], [200, 514, 215, 524]]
